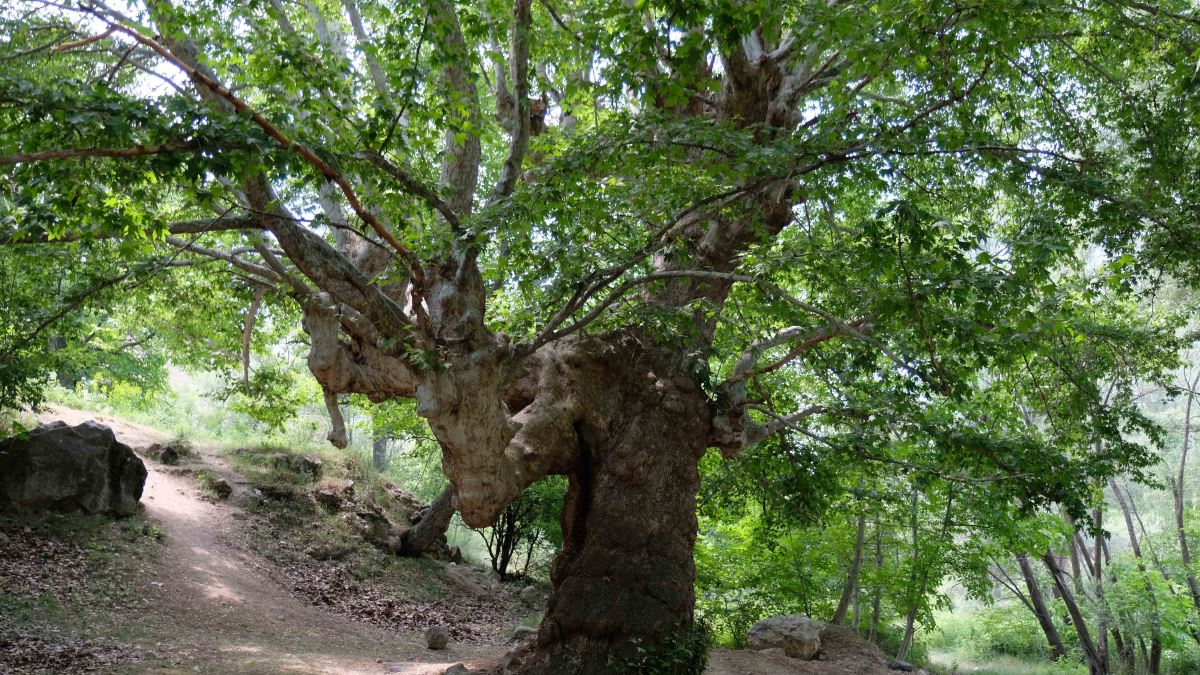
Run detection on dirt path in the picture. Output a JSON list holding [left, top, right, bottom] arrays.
[[38, 407, 502, 675]]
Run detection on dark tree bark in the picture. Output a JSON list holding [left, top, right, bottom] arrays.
[[516, 340, 711, 673], [371, 429, 389, 471], [400, 484, 456, 556], [833, 510, 868, 625], [1017, 553, 1067, 660], [1043, 552, 1105, 675], [1110, 479, 1162, 674]]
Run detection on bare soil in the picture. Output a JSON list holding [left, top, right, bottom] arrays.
[[3, 406, 508, 674], [706, 625, 898, 675]]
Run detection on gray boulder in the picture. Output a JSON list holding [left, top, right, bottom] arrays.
[[746, 614, 821, 660], [425, 625, 450, 650], [519, 585, 541, 608], [443, 665, 469, 675], [0, 421, 147, 516]]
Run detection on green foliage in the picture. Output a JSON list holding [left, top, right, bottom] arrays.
[[613, 620, 711, 675], [477, 475, 566, 579], [933, 605, 1062, 661]]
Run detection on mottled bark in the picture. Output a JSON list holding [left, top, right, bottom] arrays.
[[512, 338, 710, 674]]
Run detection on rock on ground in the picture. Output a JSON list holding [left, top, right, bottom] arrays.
[[518, 585, 540, 608], [708, 624, 894, 675], [426, 625, 450, 649], [0, 421, 146, 516], [747, 614, 821, 660]]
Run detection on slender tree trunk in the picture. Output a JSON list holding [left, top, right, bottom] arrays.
[[1092, 506, 1111, 674], [833, 510, 867, 625], [897, 486, 921, 661], [1110, 479, 1162, 674], [372, 428, 389, 471], [1017, 553, 1067, 660], [1177, 374, 1200, 613], [1070, 532, 1088, 596], [400, 484, 456, 555], [896, 488, 953, 662], [1043, 552, 1105, 675], [1097, 536, 1135, 672], [869, 524, 883, 643]]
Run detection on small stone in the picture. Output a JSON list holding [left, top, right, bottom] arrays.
[[519, 585, 540, 607], [314, 489, 342, 512], [888, 659, 916, 672], [208, 477, 233, 500], [513, 626, 537, 640], [443, 665, 469, 675], [292, 454, 323, 480], [425, 625, 450, 650]]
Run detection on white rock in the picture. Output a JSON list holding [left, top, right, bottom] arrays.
[[746, 614, 821, 660]]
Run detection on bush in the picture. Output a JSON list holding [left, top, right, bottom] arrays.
[[870, 623, 930, 666], [931, 605, 1071, 663], [613, 620, 711, 674]]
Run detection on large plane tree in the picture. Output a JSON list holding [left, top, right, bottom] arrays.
[[3, 0, 1198, 671]]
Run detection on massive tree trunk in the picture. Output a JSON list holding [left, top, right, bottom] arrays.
[[107, 5, 891, 671], [512, 340, 711, 673]]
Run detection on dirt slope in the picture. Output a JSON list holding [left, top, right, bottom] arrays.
[[23, 406, 502, 674], [705, 625, 900, 675]]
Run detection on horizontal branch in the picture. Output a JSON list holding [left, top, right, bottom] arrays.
[[0, 141, 207, 165], [163, 236, 281, 283], [0, 216, 262, 245]]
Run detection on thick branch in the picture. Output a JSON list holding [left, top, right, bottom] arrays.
[[0, 141, 208, 165], [96, 17, 425, 286], [489, 0, 533, 204], [1, 216, 261, 245], [426, 0, 483, 215]]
